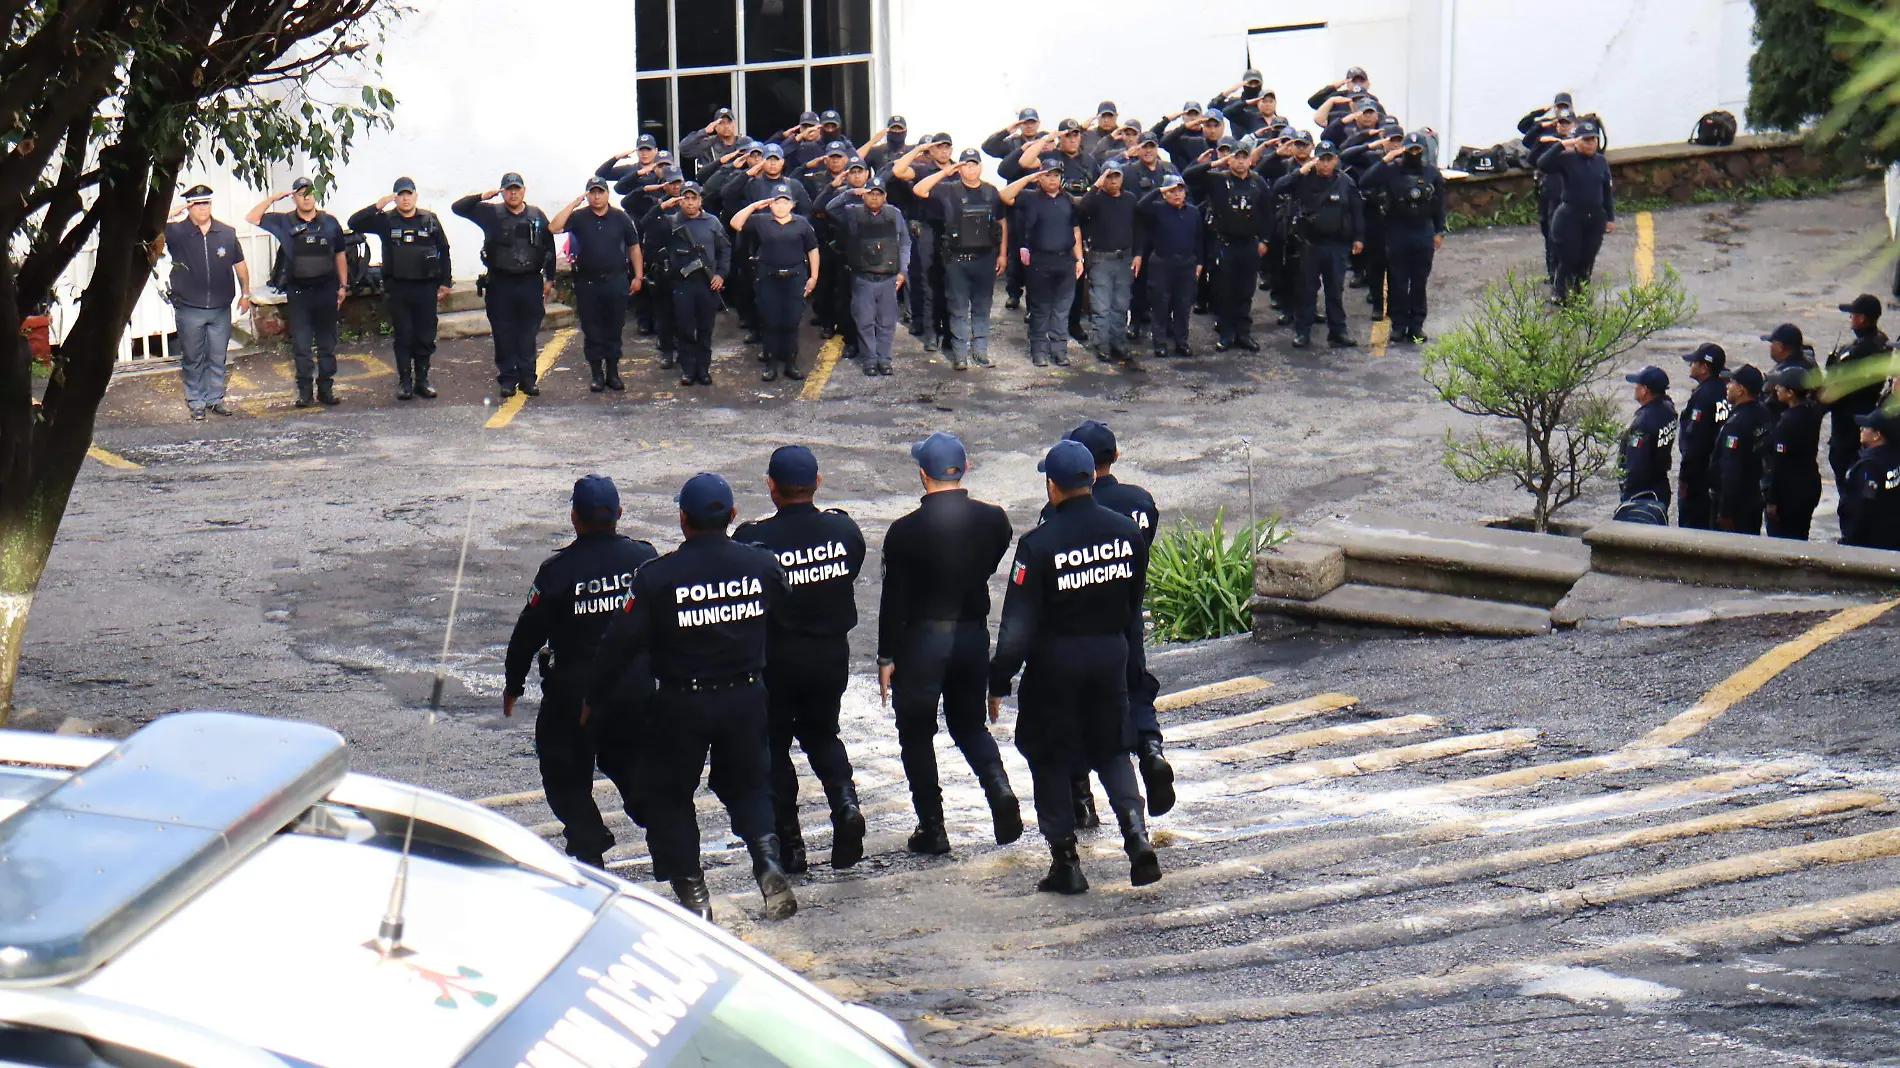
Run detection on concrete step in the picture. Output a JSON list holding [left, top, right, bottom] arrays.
[[1302, 509, 1590, 608], [440, 282, 485, 313], [1253, 583, 1553, 638], [1584, 520, 1900, 594], [436, 303, 575, 340]]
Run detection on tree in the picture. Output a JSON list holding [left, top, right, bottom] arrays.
[[0, 2, 399, 724], [1422, 270, 1694, 533], [1748, 0, 1900, 165]]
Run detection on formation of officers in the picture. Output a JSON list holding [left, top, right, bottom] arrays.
[[1616, 295, 1900, 549], [502, 421, 1172, 921]]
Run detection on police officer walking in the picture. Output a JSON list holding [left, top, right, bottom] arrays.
[[1677, 343, 1729, 529], [729, 193, 820, 381], [830, 176, 911, 376], [1764, 366, 1825, 541], [453, 174, 556, 398], [1823, 295, 1894, 490], [1711, 365, 1772, 535], [912, 148, 1008, 370], [1272, 142, 1365, 349], [349, 178, 452, 400], [990, 439, 1159, 895], [878, 433, 1023, 854], [1359, 133, 1445, 345], [734, 446, 869, 872], [552, 177, 643, 393], [1000, 160, 1083, 367], [1536, 120, 1615, 301], [1618, 366, 1676, 517], [503, 476, 658, 869], [1840, 406, 1900, 550], [158, 184, 251, 420], [589, 473, 797, 923], [1186, 142, 1274, 352], [247, 178, 348, 408], [655, 182, 731, 388], [1135, 173, 1203, 359]]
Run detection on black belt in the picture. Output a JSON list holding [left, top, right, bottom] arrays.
[[577, 268, 630, 280], [659, 671, 762, 693], [854, 270, 897, 279], [1087, 250, 1132, 260], [909, 619, 979, 633], [944, 249, 995, 260]]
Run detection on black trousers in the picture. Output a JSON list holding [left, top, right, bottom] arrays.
[[1766, 478, 1822, 541], [1538, 192, 1560, 282], [485, 271, 545, 388], [634, 272, 658, 332], [672, 276, 718, 378], [642, 681, 773, 879], [1679, 468, 1715, 530], [285, 286, 339, 386], [1385, 222, 1437, 336], [814, 245, 844, 332], [650, 267, 678, 356], [1715, 499, 1765, 536], [384, 279, 438, 385], [907, 223, 942, 341], [1017, 635, 1142, 843], [1214, 238, 1260, 344], [1362, 212, 1390, 316], [1551, 204, 1607, 301], [764, 631, 854, 826], [1295, 239, 1351, 337], [575, 271, 630, 368], [534, 675, 644, 860], [1830, 406, 1874, 488], [892, 621, 1006, 821], [1146, 254, 1196, 352], [754, 272, 807, 369], [1267, 229, 1298, 310]]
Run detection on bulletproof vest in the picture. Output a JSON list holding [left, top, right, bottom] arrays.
[[290, 217, 336, 282], [943, 184, 1000, 252], [383, 211, 440, 281], [1302, 174, 1351, 239], [1212, 175, 1260, 236], [848, 209, 901, 276], [1391, 168, 1438, 221], [487, 210, 544, 273]]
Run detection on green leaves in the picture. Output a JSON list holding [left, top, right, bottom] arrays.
[[1750, 0, 1900, 165], [1145, 510, 1290, 644]]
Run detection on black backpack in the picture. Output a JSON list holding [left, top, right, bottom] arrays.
[[343, 232, 380, 295], [1690, 111, 1737, 147], [1453, 145, 1503, 174], [1613, 491, 1669, 526]]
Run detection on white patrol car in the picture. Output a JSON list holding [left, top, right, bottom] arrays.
[[0, 712, 929, 1068]]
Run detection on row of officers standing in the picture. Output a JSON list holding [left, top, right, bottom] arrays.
[[1616, 296, 1900, 548], [501, 421, 1175, 922]]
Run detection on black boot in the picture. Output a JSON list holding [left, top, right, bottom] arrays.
[[1113, 799, 1163, 887], [761, 361, 779, 382], [604, 364, 625, 391], [413, 362, 438, 398], [1138, 737, 1176, 816], [746, 835, 799, 921], [317, 380, 340, 406], [589, 364, 606, 392], [295, 380, 316, 408], [659, 349, 676, 369], [977, 767, 1024, 845], [397, 377, 415, 400], [907, 794, 952, 854], [825, 779, 867, 869], [1037, 838, 1089, 894], [777, 818, 809, 874], [1071, 775, 1101, 830], [671, 874, 713, 921]]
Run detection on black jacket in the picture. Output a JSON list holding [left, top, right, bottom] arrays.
[[734, 503, 867, 637], [347, 205, 453, 287], [1840, 443, 1900, 550], [1678, 376, 1728, 476], [876, 489, 1013, 661], [1619, 396, 1677, 502], [989, 494, 1150, 697], [1709, 399, 1772, 520], [503, 532, 659, 696]]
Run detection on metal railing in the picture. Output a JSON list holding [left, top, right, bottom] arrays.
[[48, 227, 279, 366]]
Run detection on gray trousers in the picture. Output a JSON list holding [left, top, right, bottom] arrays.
[[1086, 255, 1133, 352], [175, 304, 232, 408], [851, 274, 900, 364]]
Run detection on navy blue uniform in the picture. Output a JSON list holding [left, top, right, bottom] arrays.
[[561, 205, 640, 373], [1710, 399, 1772, 535], [257, 210, 346, 392], [1359, 158, 1446, 339], [1764, 401, 1825, 540], [1524, 133, 1566, 282], [1273, 169, 1365, 342], [1536, 149, 1614, 300], [930, 178, 1008, 365], [1016, 188, 1081, 364], [451, 196, 556, 390], [349, 205, 452, 392], [1678, 376, 1728, 529], [1188, 165, 1274, 347], [1619, 396, 1678, 507], [657, 210, 733, 382], [1136, 189, 1204, 355], [1840, 443, 1900, 550], [1824, 329, 1894, 487]]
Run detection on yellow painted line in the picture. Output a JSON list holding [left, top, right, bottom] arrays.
[[486, 328, 575, 429], [1634, 210, 1655, 284], [1206, 713, 1440, 764], [1155, 675, 1272, 714], [1220, 728, 1539, 795], [1628, 601, 1895, 750], [1169, 692, 1353, 743], [798, 334, 845, 401], [1370, 276, 1391, 356], [1472, 760, 1806, 833], [1289, 744, 1679, 814], [86, 445, 142, 470], [225, 366, 263, 394]]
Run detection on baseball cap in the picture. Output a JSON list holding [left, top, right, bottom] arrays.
[[797, 110, 820, 126], [1158, 173, 1186, 190], [1200, 112, 1225, 126], [585, 176, 609, 192], [888, 114, 908, 130], [1769, 365, 1813, 391], [1729, 364, 1765, 396], [182, 183, 215, 203], [1065, 420, 1117, 464], [1347, 66, 1369, 80], [1315, 139, 1340, 158], [846, 157, 870, 172], [762, 143, 785, 160], [767, 445, 819, 485], [1242, 69, 1263, 84], [714, 106, 736, 120], [1855, 405, 1900, 436], [1097, 100, 1118, 116], [290, 176, 315, 193], [1038, 440, 1096, 490], [1038, 157, 1066, 173], [1057, 118, 1083, 133], [928, 131, 953, 146], [499, 172, 525, 189], [1290, 130, 1315, 146], [1623, 366, 1669, 392], [571, 475, 620, 522], [1182, 101, 1204, 114], [1402, 131, 1428, 150], [864, 176, 887, 191], [1576, 120, 1602, 139], [957, 148, 981, 163], [1117, 118, 1141, 133], [1554, 92, 1575, 108], [819, 109, 843, 125], [1138, 133, 1159, 147], [1682, 342, 1726, 372], [391, 177, 416, 194], [637, 134, 658, 150], [1841, 293, 1883, 318], [658, 167, 685, 184], [769, 185, 795, 202], [1762, 323, 1806, 348], [1018, 107, 1041, 122], [680, 181, 704, 196], [1100, 161, 1124, 177], [676, 473, 735, 520], [824, 140, 850, 157], [911, 432, 967, 480], [1358, 99, 1381, 114]]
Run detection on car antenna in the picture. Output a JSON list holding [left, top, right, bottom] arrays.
[[373, 398, 492, 959]]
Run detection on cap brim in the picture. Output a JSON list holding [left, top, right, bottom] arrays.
[[1622, 374, 1645, 384], [1840, 304, 1860, 313]]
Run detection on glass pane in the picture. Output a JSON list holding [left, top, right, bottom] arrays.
[[812, 0, 870, 57], [675, 0, 737, 68], [745, 68, 805, 147], [636, 0, 669, 72], [809, 62, 869, 144], [745, 0, 805, 65], [636, 78, 674, 152]]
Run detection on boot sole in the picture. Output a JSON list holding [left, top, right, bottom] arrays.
[[992, 804, 1024, 846], [1038, 872, 1090, 895], [906, 837, 953, 856], [1129, 849, 1163, 887], [758, 870, 799, 921], [1143, 761, 1177, 817], [831, 812, 867, 868]]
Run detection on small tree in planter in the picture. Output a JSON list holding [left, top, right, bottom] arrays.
[[1422, 269, 1694, 533]]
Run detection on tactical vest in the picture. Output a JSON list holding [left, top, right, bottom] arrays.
[[1391, 169, 1438, 221], [290, 217, 337, 282], [1213, 176, 1259, 237], [1302, 175, 1351, 240], [487, 211, 544, 274], [942, 184, 1000, 253], [383, 211, 441, 281], [848, 209, 901, 276]]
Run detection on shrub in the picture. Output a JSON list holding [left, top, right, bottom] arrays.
[[1146, 509, 1290, 644]]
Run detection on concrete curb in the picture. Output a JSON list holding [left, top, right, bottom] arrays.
[[1584, 521, 1900, 594]]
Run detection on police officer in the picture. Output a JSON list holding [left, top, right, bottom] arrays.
[[247, 178, 348, 408], [886, 133, 956, 353], [1136, 173, 1203, 359], [1001, 160, 1083, 367], [679, 106, 743, 183], [589, 473, 795, 923], [1081, 101, 1121, 156], [654, 182, 730, 388], [1536, 120, 1615, 301], [503, 476, 658, 869], [985, 108, 1042, 311], [1677, 343, 1729, 530], [729, 192, 820, 381], [1618, 366, 1676, 516], [349, 178, 452, 400], [1823, 294, 1894, 489], [1357, 133, 1445, 345], [552, 177, 644, 393], [913, 148, 1008, 370], [829, 176, 911, 376], [1077, 162, 1141, 366], [1840, 406, 1900, 550], [1018, 121, 1100, 346], [734, 446, 869, 872], [860, 114, 911, 173], [1524, 106, 1578, 284], [452, 173, 556, 398], [1273, 142, 1365, 349], [990, 440, 1158, 895], [1764, 366, 1825, 541], [878, 433, 1023, 854], [636, 167, 687, 368], [983, 107, 1044, 164], [1762, 322, 1818, 379], [159, 184, 251, 420], [1711, 365, 1772, 535], [814, 157, 876, 363], [1187, 141, 1274, 352]]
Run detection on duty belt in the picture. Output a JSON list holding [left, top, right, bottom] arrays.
[[660, 670, 762, 693], [944, 248, 994, 260], [1086, 250, 1132, 260], [909, 618, 978, 633]]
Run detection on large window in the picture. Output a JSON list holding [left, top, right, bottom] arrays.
[[636, 0, 876, 152]]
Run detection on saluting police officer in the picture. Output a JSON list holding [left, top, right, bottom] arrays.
[[655, 182, 732, 388], [1135, 173, 1203, 359], [831, 176, 911, 377], [733, 446, 869, 872], [503, 476, 658, 869], [552, 177, 644, 393], [1536, 120, 1615, 302], [1077, 162, 1142, 367], [247, 178, 348, 408], [1359, 132, 1446, 345], [158, 184, 251, 421], [1000, 159, 1083, 367], [1841, 406, 1900, 550], [1272, 141, 1365, 350], [912, 148, 1008, 370], [1677, 343, 1729, 530], [878, 432, 1023, 854], [1618, 366, 1676, 517], [1185, 140, 1273, 352], [589, 473, 796, 924], [637, 167, 688, 369], [1711, 365, 1773, 535], [729, 192, 821, 382], [1763, 365, 1825, 541], [991, 439, 1159, 895], [453, 173, 556, 398], [349, 178, 452, 400]]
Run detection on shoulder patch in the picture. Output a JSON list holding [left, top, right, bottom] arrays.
[[1012, 562, 1028, 586]]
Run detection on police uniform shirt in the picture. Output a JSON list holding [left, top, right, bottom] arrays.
[[1840, 443, 1900, 550], [743, 175, 813, 217], [346, 204, 453, 286], [164, 217, 245, 309], [564, 206, 640, 276], [256, 210, 346, 290], [1826, 329, 1894, 413], [1764, 401, 1824, 493], [1619, 396, 1678, 500], [1270, 170, 1364, 245], [1017, 189, 1079, 256], [1679, 377, 1729, 474], [876, 488, 1013, 662], [735, 503, 867, 636], [743, 212, 819, 274], [832, 201, 913, 274], [1037, 474, 1161, 543], [927, 180, 1005, 254], [1076, 189, 1138, 254], [1359, 159, 1448, 232], [450, 197, 557, 280], [1118, 160, 1178, 200], [989, 495, 1149, 697], [1709, 399, 1772, 512], [1536, 150, 1615, 218], [1135, 190, 1204, 259], [663, 210, 733, 280], [677, 130, 743, 183], [1185, 167, 1274, 242], [502, 531, 659, 696]]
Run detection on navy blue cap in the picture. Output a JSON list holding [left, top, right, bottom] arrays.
[[183, 183, 215, 202], [1216, 136, 1238, 151], [585, 176, 609, 192], [290, 177, 315, 192], [864, 176, 887, 191], [1159, 173, 1186, 190], [1576, 120, 1602, 139], [928, 131, 953, 145], [1200, 112, 1226, 125], [1038, 440, 1097, 490], [1058, 118, 1083, 133], [847, 156, 870, 171], [1315, 139, 1340, 158], [391, 177, 416, 194], [1117, 117, 1142, 133], [1097, 100, 1118, 116], [1358, 98, 1382, 114], [1402, 131, 1427, 149], [499, 172, 524, 189], [1182, 101, 1204, 114], [637, 134, 658, 149], [1682, 342, 1726, 372], [767, 445, 819, 485], [1856, 406, 1900, 435], [768, 183, 796, 201], [1038, 157, 1065, 173], [1100, 160, 1124, 175], [571, 475, 621, 521], [657, 167, 685, 184], [714, 106, 736, 120], [1624, 366, 1669, 392], [762, 143, 785, 160], [1242, 69, 1263, 84], [1841, 293, 1883, 318], [1762, 323, 1805, 347], [1065, 420, 1117, 463], [1018, 107, 1040, 122], [820, 109, 843, 125], [911, 432, 966, 480], [798, 110, 820, 125], [680, 181, 704, 196], [734, 137, 760, 152], [888, 114, 908, 129], [958, 148, 981, 163], [1138, 132, 1159, 146], [1290, 130, 1315, 145], [1730, 364, 1765, 396], [1347, 66, 1369, 80], [824, 140, 850, 156], [676, 472, 735, 519], [1769, 365, 1813, 392]]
